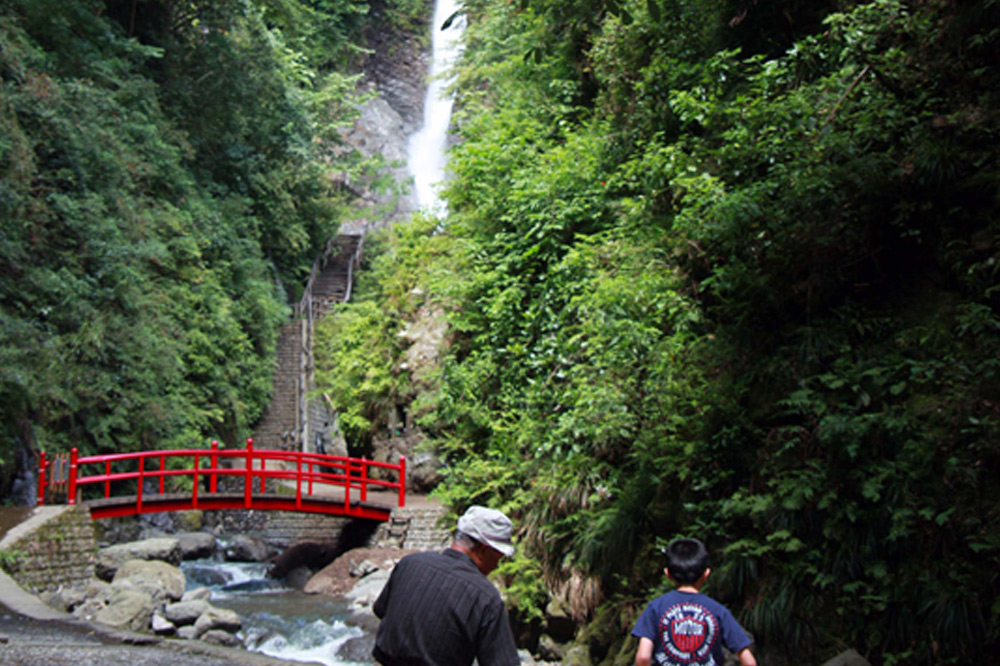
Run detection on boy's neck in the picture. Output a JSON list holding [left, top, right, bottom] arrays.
[[675, 585, 700, 593]]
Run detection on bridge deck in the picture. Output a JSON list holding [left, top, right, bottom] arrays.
[[84, 491, 395, 521]]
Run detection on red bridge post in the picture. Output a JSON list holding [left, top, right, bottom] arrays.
[[210, 441, 219, 494], [399, 455, 406, 507], [67, 448, 79, 506], [37, 451, 47, 506], [361, 458, 368, 503], [136, 456, 145, 514], [244, 438, 254, 508]]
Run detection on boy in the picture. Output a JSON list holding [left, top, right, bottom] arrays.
[[632, 538, 756, 666]]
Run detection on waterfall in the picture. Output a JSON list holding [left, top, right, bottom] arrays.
[[407, 0, 466, 215]]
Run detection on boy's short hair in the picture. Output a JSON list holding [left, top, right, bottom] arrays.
[[664, 538, 709, 584]]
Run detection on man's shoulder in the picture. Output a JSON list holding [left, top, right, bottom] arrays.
[[394, 549, 502, 601]]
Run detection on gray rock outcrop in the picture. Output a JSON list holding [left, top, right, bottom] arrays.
[[95, 537, 181, 580], [111, 559, 186, 604]]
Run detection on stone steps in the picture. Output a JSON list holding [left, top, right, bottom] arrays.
[[372, 505, 451, 551]]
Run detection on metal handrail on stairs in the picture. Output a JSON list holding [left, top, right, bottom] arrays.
[[289, 230, 367, 454]]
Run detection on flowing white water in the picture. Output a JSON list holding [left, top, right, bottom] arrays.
[[183, 557, 362, 666], [407, 0, 466, 215]]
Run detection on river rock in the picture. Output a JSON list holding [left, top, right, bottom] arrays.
[[345, 607, 381, 634], [176, 531, 216, 560], [343, 567, 391, 607], [111, 559, 186, 604], [184, 564, 231, 587], [338, 634, 375, 662], [286, 565, 314, 590], [165, 599, 211, 625], [94, 588, 156, 632], [201, 629, 243, 647], [224, 534, 275, 562], [151, 611, 176, 634], [96, 537, 181, 580], [193, 606, 242, 637]]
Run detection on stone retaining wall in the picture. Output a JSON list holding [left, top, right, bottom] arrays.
[[0, 506, 95, 593], [210, 510, 382, 550], [371, 505, 451, 551]]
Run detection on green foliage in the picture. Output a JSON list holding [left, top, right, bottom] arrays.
[[353, 0, 1000, 663], [0, 547, 23, 573], [0, 0, 382, 474]]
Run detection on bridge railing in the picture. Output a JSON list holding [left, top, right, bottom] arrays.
[[37, 439, 406, 513]]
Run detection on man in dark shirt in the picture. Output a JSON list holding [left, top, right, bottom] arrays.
[[372, 506, 520, 666]]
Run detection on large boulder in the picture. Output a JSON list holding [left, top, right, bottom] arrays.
[[93, 588, 156, 632], [175, 531, 216, 560], [95, 537, 181, 580], [164, 599, 211, 625], [193, 606, 242, 637], [111, 559, 186, 604]]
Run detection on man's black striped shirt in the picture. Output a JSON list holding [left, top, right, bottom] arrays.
[[373, 549, 519, 666]]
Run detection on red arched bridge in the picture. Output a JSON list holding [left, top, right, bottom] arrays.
[[36, 439, 405, 522]]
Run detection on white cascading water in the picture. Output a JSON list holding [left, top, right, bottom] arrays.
[[407, 0, 466, 215]]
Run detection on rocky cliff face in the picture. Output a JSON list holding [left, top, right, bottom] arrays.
[[337, 4, 433, 231]]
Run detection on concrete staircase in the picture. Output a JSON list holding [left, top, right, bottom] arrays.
[[250, 234, 364, 452], [250, 320, 302, 451], [312, 235, 362, 316]]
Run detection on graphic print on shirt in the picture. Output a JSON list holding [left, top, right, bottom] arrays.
[[655, 602, 719, 665]]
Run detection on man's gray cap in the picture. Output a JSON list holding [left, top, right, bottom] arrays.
[[458, 505, 514, 557]]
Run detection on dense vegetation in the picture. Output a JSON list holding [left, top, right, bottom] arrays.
[[315, 0, 1000, 663], [0, 0, 424, 490]]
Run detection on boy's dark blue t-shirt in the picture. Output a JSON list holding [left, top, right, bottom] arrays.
[[631, 590, 752, 666]]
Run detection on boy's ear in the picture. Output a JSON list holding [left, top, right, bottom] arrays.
[[699, 567, 712, 585]]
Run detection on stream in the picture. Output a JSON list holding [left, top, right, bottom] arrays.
[[182, 558, 365, 666]]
